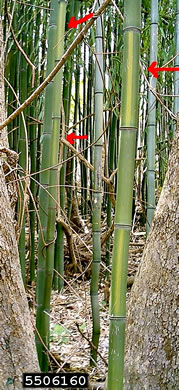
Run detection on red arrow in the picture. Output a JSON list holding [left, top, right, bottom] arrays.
[[148, 61, 179, 79], [66, 132, 88, 145], [68, 13, 94, 28]]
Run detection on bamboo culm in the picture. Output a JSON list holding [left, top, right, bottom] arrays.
[[90, 1, 103, 365], [146, 0, 158, 235], [36, 0, 66, 370], [107, 1, 141, 388], [40, 0, 66, 371]]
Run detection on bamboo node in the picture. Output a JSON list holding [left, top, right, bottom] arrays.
[[109, 315, 126, 321]]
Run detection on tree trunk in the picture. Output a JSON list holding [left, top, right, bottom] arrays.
[[124, 122, 179, 389], [0, 18, 39, 389]]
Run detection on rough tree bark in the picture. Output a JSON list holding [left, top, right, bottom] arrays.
[[124, 123, 179, 389], [0, 18, 39, 390]]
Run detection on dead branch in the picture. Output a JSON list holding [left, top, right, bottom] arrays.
[[75, 322, 108, 367], [101, 222, 114, 246], [57, 217, 78, 272], [61, 137, 116, 207]]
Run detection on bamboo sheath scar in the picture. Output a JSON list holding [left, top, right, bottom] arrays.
[[0, 0, 112, 131]]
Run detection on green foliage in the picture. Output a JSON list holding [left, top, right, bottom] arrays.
[[79, 322, 86, 331], [50, 324, 70, 344], [6, 378, 14, 385]]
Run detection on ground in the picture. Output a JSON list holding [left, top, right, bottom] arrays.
[[27, 216, 145, 388]]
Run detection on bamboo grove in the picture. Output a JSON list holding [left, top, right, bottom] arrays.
[[1, 0, 178, 388]]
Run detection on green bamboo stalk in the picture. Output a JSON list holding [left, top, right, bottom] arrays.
[[40, 0, 66, 371], [67, 0, 81, 221], [7, 46, 16, 149], [54, 80, 70, 292], [28, 17, 37, 283], [87, 53, 93, 210], [29, 110, 36, 282], [18, 31, 28, 284], [146, 0, 158, 234], [16, 4, 28, 286], [90, 1, 103, 365], [54, 221, 64, 290], [13, 55, 18, 152], [36, 0, 64, 367], [89, 54, 94, 214], [174, 0, 179, 119], [11, 5, 19, 153], [81, 41, 87, 217], [67, 54, 80, 221], [14, 46, 21, 153], [54, 0, 75, 292], [106, 12, 119, 277], [107, 1, 141, 388], [36, 7, 47, 197], [106, 113, 116, 277]]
